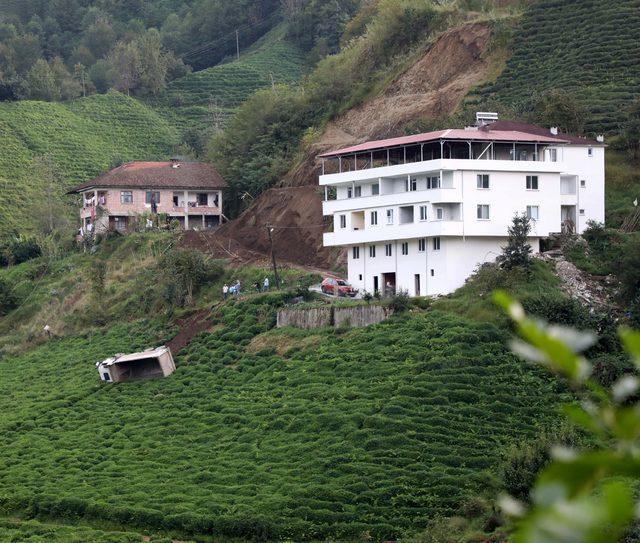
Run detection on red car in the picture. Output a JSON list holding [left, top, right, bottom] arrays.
[[321, 277, 358, 297]]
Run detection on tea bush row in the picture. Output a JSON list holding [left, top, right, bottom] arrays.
[[0, 295, 568, 539]]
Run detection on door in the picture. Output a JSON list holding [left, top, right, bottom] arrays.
[[373, 276, 379, 295], [382, 273, 396, 297], [414, 274, 421, 296]]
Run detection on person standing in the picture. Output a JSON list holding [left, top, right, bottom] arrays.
[[223, 284, 229, 300], [263, 277, 270, 292]]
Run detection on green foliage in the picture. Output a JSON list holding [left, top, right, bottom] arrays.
[[623, 98, 640, 159], [0, 298, 567, 539], [0, 92, 179, 238], [533, 89, 588, 136], [494, 292, 640, 542], [388, 289, 410, 312], [0, 278, 16, 316], [0, 237, 41, 267], [496, 213, 533, 271], [476, 0, 640, 133]]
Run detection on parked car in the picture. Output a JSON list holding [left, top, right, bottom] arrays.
[[321, 277, 358, 297]]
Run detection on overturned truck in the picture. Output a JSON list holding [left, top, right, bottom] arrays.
[[97, 346, 175, 382]]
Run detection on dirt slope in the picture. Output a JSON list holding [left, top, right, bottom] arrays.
[[218, 21, 494, 270]]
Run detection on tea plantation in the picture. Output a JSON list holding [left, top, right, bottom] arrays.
[[478, 0, 640, 132], [0, 92, 179, 237], [149, 25, 307, 134], [0, 294, 568, 540]]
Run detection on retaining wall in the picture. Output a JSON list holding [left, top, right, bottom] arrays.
[[277, 304, 392, 330]]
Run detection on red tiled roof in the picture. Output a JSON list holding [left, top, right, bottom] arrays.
[[318, 128, 569, 158], [69, 161, 227, 193]]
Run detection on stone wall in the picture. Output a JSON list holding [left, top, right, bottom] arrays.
[[276, 304, 392, 330]]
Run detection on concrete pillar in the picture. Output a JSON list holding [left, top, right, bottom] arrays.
[[184, 190, 189, 229]]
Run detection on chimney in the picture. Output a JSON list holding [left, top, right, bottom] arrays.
[[550, 127, 558, 136], [596, 135, 604, 143]]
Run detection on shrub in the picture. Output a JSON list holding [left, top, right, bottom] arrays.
[[388, 289, 410, 312], [0, 278, 16, 316], [496, 213, 532, 271]]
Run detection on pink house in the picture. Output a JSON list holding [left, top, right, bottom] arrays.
[[69, 159, 227, 233]]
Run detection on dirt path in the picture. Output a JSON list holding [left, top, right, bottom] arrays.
[[166, 307, 218, 354]]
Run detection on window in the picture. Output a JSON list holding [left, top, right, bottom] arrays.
[[120, 191, 133, 204], [114, 216, 127, 231], [419, 205, 428, 221], [145, 191, 161, 204], [103, 373, 111, 381], [197, 193, 208, 206], [477, 174, 490, 189], [435, 207, 444, 220], [580, 179, 586, 188], [385, 244, 392, 257], [372, 183, 380, 195], [418, 238, 426, 252], [359, 274, 363, 281], [352, 246, 360, 259], [433, 237, 441, 251], [408, 177, 417, 191], [579, 209, 585, 215], [401, 242, 408, 255], [430, 269, 435, 277], [477, 204, 490, 220], [369, 245, 376, 258], [526, 175, 539, 190], [427, 176, 441, 189], [173, 194, 179, 206], [526, 205, 539, 221], [371, 211, 378, 225], [549, 148, 558, 162], [386, 209, 394, 225], [339, 215, 346, 229], [347, 187, 353, 198], [354, 185, 362, 197], [588, 148, 593, 157]]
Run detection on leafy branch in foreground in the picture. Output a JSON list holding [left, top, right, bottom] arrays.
[[494, 290, 640, 543]]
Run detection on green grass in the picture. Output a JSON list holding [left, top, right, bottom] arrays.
[[148, 25, 307, 134], [0, 287, 568, 540], [476, 0, 640, 133], [605, 150, 640, 227], [0, 92, 180, 238]]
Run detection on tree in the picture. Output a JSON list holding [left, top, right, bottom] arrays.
[[623, 98, 640, 159], [497, 213, 533, 271], [107, 41, 141, 95], [73, 63, 88, 97], [25, 58, 59, 101], [534, 89, 588, 135], [135, 29, 169, 95], [50, 56, 81, 100]]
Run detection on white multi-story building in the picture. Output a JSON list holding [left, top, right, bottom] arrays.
[[318, 116, 605, 297]]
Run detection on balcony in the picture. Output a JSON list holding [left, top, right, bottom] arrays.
[[319, 158, 565, 186], [323, 220, 464, 246]]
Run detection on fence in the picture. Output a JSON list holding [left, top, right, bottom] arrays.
[[277, 304, 392, 330]]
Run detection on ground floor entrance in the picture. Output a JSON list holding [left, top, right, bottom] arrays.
[[382, 272, 396, 297]]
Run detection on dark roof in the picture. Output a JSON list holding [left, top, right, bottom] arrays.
[[484, 120, 603, 146], [69, 161, 227, 193]]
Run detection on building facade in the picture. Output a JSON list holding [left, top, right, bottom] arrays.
[[69, 160, 227, 234], [318, 118, 605, 297]]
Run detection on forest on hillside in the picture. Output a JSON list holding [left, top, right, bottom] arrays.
[[0, 0, 360, 101]]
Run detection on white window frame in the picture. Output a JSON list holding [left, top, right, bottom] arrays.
[[372, 183, 380, 196], [579, 209, 585, 216], [371, 211, 378, 226], [401, 242, 408, 256], [588, 148, 593, 157], [347, 187, 353, 199], [526, 175, 539, 190], [369, 245, 376, 258], [549, 148, 558, 162], [580, 179, 586, 188], [427, 176, 440, 189], [339, 215, 346, 229], [352, 246, 360, 259], [477, 174, 490, 189], [407, 177, 417, 192], [386, 209, 394, 225], [354, 186, 362, 198], [435, 207, 444, 221], [418, 238, 426, 252], [433, 237, 441, 251], [526, 205, 539, 221], [385, 244, 392, 257], [120, 191, 133, 204], [477, 204, 490, 220], [419, 205, 428, 221]]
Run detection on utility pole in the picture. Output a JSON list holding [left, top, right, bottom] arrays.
[[235, 29, 240, 61], [266, 225, 280, 288]]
